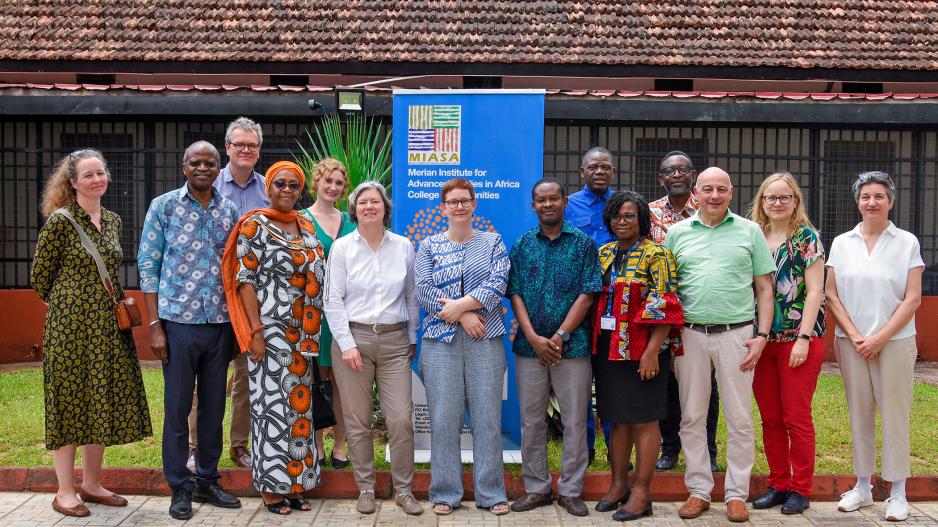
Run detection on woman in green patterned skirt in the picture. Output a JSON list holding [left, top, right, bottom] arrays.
[[31, 150, 151, 517], [299, 158, 356, 468]]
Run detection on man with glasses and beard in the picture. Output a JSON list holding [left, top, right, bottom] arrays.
[[648, 152, 721, 475]]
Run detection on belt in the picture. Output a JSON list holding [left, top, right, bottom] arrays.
[[349, 321, 407, 333], [685, 321, 752, 335]]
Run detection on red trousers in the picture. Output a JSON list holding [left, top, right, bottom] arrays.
[[752, 337, 825, 496]]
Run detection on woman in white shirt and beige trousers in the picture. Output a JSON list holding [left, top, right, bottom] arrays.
[[826, 171, 924, 523], [324, 181, 424, 516]]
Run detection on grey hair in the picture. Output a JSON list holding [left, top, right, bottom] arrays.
[[182, 141, 220, 164], [225, 116, 264, 145], [853, 171, 896, 203], [348, 181, 392, 226], [581, 146, 612, 167]]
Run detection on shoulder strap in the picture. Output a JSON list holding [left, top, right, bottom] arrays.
[[54, 207, 117, 301]]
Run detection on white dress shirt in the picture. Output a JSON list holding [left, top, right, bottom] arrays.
[[324, 229, 420, 352], [826, 221, 924, 339]]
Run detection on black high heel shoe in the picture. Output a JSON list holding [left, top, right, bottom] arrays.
[[612, 504, 653, 522], [595, 489, 631, 512]]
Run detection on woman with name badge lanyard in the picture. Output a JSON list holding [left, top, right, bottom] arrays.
[[590, 191, 684, 522], [299, 158, 356, 470]]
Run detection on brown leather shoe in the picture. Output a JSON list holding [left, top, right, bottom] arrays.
[[726, 499, 749, 522], [678, 496, 710, 519], [78, 488, 128, 507], [230, 446, 252, 468], [52, 496, 90, 517]]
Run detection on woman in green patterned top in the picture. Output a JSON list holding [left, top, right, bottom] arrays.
[[32, 150, 151, 518], [748, 172, 825, 515], [299, 158, 356, 468]]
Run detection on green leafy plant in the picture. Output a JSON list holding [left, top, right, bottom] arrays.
[[295, 113, 392, 210]]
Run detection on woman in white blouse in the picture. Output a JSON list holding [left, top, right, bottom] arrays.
[[323, 181, 423, 516], [826, 171, 924, 523]]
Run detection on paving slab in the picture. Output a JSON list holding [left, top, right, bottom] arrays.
[[0, 493, 937, 526]]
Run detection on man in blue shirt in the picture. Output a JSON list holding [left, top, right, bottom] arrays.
[[566, 147, 616, 247], [508, 178, 602, 517], [138, 141, 241, 520], [186, 117, 269, 471]]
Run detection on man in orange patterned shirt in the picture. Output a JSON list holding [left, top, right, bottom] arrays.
[[647, 152, 720, 475]]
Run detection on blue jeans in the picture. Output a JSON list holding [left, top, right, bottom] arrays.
[[419, 329, 508, 508]]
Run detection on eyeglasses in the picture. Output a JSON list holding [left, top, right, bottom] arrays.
[[660, 166, 694, 177], [272, 180, 301, 191], [444, 198, 474, 209], [762, 194, 794, 204], [584, 162, 615, 172], [185, 160, 218, 169], [228, 142, 260, 152], [611, 213, 638, 223]]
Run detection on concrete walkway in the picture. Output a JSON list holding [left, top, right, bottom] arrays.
[[1, 493, 938, 526]]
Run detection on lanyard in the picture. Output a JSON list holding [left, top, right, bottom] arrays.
[[604, 240, 641, 316]]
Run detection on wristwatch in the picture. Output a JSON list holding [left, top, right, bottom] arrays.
[[555, 329, 570, 343], [797, 333, 811, 340], [756, 332, 770, 339]]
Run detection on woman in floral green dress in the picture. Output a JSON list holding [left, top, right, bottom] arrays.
[[31, 150, 151, 517], [748, 172, 825, 515]]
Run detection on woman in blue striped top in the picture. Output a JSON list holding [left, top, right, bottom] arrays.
[[414, 177, 511, 516]]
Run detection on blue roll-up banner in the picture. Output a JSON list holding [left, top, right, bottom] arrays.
[[391, 89, 545, 463]]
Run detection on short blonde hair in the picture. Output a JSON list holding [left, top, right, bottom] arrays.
[[40, 149, 110, 218], [307, 158, 349, 201], [749, 171, 816, 236]]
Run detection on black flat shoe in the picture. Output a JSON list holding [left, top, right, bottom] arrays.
[[192, 483, 241, 509], [330, 454, 350, 469], [753, 487, 788, 509], [612, 505, 653, 521], [781, 492, 810, 515], [264, 499, 291, 515], [595, 489, 631, 512]]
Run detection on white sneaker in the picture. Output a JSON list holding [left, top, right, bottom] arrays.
[[884, 496, 910, 521], [185, 448, 196, 472], [838, 487, 874, 512]]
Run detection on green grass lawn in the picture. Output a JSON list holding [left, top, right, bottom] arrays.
[[1, 368, 937, 474]]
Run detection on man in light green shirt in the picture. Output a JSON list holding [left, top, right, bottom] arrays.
[[664, 167, 775, 523]]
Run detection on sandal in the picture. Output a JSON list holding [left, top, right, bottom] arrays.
[[433, 502, 455, 515], [264, 499, 291, 515], [288, 495, 312, 511], [488, 502, 510, 515]]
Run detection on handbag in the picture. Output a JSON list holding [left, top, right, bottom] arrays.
[[55, 207, 143, 331], [309, 354, 337, 430]]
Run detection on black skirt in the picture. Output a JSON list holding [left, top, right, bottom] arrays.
[[592, 330, 670, 425]]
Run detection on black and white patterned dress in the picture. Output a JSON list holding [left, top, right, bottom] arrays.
[[236, 213, 325, 494]]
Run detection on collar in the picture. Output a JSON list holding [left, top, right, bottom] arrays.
[[580, 185, 614, 204], [178, 183, 222, 207], [665, 192, 699, 214], [536, 220, 577, 239], [690, 209, 736, 228], [848, 221, 897, 238], [221, 165, 263, 187], [350, 227, 389, 244]]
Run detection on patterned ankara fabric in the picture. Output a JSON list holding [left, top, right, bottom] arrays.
[[32, 203, 152, 450], [415, 231, 510, 343], [236, 213, 324, 493], [648, 193, 699, 244], [137, 184, 239, 324], [590, 238, 684, 361], [769, 224, 826, 342], [507, 221, 602, 359]]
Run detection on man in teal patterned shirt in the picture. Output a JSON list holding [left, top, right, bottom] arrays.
[[507, 177, 602, 517]]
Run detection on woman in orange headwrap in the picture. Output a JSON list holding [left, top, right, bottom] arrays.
[[221, 161, 325, 515]]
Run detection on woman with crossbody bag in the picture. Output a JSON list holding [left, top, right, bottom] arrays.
[[31, 149, 152, 518]]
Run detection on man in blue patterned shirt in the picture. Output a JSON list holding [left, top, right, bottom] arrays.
[[507, 177, 602, 517], [138, 141, 241, 520]]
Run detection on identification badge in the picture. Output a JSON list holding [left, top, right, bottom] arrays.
[[601, 316, 616, 330]]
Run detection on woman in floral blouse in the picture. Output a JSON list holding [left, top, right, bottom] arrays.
[[748, 172, 825, 515]]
